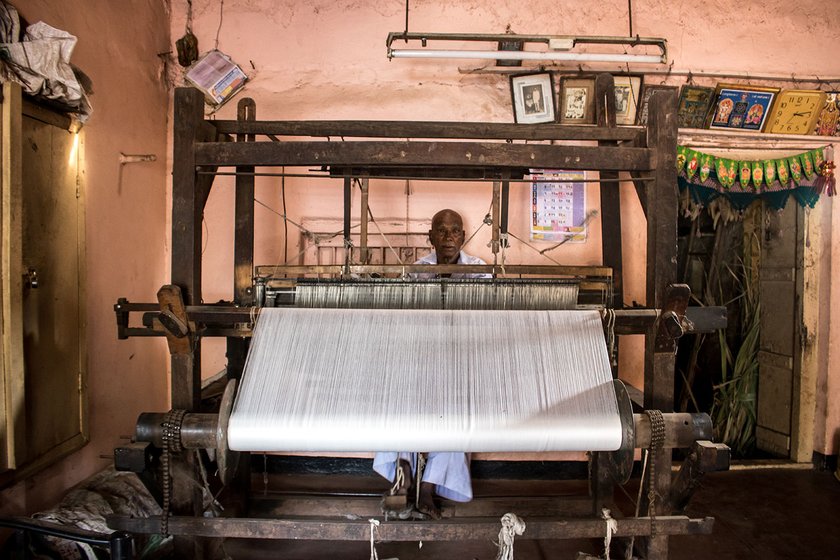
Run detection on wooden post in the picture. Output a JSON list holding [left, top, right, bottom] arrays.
[[595, 73, 624, 313], [642, 89, 679, 560], [343, 176, 352, 273], [491, 180, 501, 262], [170, 88, 216, 557], [359, 178, 369, 265], [171, 87, 206, 412], [591, 74, 620, 515], [228, 98, 256, 381]]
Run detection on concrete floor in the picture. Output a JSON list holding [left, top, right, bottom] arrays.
[[224, 465, 840, 559]]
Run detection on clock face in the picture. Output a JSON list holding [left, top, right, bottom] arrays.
[[768, 90, 827, 134]]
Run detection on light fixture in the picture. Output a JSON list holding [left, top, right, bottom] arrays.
[[386, 32, 667, 65]]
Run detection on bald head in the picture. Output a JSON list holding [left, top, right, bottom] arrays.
[[429, 209, 465, 264]]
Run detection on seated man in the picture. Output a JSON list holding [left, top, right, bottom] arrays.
[[374, 208, 488, 519], [410, 208, 490, 279]]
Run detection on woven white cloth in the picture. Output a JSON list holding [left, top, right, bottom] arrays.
[[229, 308, 621, 453]]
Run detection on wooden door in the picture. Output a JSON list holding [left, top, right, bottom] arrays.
[[756, 202, 801, 457], [0, 83, 87, 479]]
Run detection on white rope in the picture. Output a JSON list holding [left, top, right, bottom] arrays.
[[368, 518, 380, 560], [389, 462, 405, 496], [602, 508, 618, 559], [495, 513, 526, 560]]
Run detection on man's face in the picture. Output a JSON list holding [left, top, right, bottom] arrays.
[[429, 212, 465, 264]]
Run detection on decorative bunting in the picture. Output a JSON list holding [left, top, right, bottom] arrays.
[[801, 151, 815, 180], [676, 143, 835, 212], [699, 153, 714, 182], [788, 156, 803, 185], [739, 161, 752, 188], [676, 146, 688, 172], [751, 161, 764, 188], [764, 159, 776, 185], [777, 158, 790, 185], [686, 149, 699, 180]]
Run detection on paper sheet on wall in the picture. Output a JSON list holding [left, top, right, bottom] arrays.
[[530, 169, 587, 242]]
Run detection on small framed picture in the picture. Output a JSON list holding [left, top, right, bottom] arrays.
[[813, 92, 840, 136], [510, 72, 556, 124], [613, 75, 643, 125], [558, 76, 596, 125], [677, 85, 715, 129], [706, 83, 781, 132], [636, 85, 678, 125]]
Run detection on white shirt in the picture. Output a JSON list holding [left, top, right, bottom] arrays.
[[412, 250, 491, 279]]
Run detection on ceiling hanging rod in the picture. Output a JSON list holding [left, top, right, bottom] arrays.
[[386, 32, 668, 65], [457, 64, 840, 84]]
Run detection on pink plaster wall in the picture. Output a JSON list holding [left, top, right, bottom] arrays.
[[0, 1, 170, 515]]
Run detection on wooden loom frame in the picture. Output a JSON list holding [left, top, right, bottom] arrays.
[[111, 74, 725, 558]]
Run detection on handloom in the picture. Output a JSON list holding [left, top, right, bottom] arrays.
[[108, 77, 731, 559]]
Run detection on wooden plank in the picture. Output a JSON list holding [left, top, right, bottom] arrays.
[[643, 89, 679, 410], [229, 100, 257, 380], [255, 263, 612, 277], [793, 201, 821, 462], [595, 74, 624, 312], [1, 82, 24, 470], [640, 88, 679, 560], [209, 119, 645, 142], [194, 141, 654, 171], [21, 98, 72, 131], [249, 494, 596, 519], [171, 87, 206, 411], [108, 514, 714, 540], [234, 99, 256, 306]]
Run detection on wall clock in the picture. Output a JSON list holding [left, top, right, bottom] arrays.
[[766, 89, 827, 135]]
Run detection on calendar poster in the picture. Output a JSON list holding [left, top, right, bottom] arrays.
[[530, 169, 587, 242]]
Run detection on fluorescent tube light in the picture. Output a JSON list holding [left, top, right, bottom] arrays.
[[386, 32, 668, 65]]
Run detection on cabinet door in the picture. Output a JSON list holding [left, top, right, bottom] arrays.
[[1, 82, 87, 479]]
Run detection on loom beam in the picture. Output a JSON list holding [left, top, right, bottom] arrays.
[[131, 409, 713, 453], [107, 514, 715, 541]]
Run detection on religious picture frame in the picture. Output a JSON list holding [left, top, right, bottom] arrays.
[[705, 83, 780, 132], [613, 75, 643, 125], [510, 72, 556, 124], [676, 85, 715, 129], [558, 76, 596, 125], [813, 92, 840, 136], [636, 84, 678, 126]]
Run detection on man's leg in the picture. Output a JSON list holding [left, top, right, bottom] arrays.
[[419, 452, 472, 517]]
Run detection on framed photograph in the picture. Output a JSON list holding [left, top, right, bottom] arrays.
[[558, 76, 596, 124], [677, 85, 715, 129], [510, 72, 556, 124], [813, 92, 840, 136], [613, 75, 643, 125], [706, 83, 781, 132], [636, 84, 678, 125]]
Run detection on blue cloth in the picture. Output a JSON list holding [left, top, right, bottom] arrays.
[[373, 452, 472, 502]]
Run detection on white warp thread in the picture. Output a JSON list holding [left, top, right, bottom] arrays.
[[229, 308, 622, 452]]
